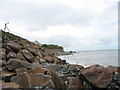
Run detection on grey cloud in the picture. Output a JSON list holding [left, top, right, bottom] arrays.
[[0, 1, 96, 31]]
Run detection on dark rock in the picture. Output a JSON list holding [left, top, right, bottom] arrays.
[[67, 77, 84, 89], [5, 59, 31, 70], [7, 41, 22, 53], [80, 64, 117, 88], [20, 49, 34, 63]]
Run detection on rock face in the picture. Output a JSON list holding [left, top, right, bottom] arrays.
[[80, 65, 117, 88]]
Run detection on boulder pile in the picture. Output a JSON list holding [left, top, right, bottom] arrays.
[[0, 30, 119, 89]]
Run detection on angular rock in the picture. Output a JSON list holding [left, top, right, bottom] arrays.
[[15, 68, 29, 75], [67, 77, 84, 89], [31, 63, 45, 74], [80, 64, 117, 88], [5, 59, 31, 70], [15, 53, 27, 62], [20, 49, 34, 63], [1, 71, 16, 82], [44, 56, 54, 63], [28, 48, 38, 56], [7, 52, 16, 60], [46, 70, 65, 88], [7, 41, 22, 53], [32, 74, 55, 88], [11, 72, 33, 88], [2, 82, 20, 88]]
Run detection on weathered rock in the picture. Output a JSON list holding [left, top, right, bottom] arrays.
[[32, 74, 55, 88], [67, 77, 84, 89], [5, 59, 31, 70], [44, 56, 54, 63], [43, 64, 64, 72], [15, 68, 29, 75], [7, 41, 22, 53], [80, 64, 117, 88], [11, 72, 33, 88], [0, 48, 6, 60], [15, 53, 27, 62], [1, 71, 16, 82], [31, 63, 45, 74], [28, 48, 38, 56], [7, 52, 16, 60], [46, 70, 65, 88], [20, 49, 34, 63], [2, 82, 20, 88]]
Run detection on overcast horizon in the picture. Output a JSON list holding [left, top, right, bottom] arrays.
[[0, 0, 119, 51]]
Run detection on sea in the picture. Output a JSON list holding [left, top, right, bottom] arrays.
[[58, 50, 118, 67]]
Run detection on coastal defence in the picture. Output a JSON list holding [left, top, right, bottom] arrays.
[[0, 30, 120, 89]]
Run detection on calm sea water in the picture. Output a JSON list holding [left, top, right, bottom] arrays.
[[58, 50, 118, 67]]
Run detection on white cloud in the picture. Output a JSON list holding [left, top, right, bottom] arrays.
[[0, 0, 118, 51]]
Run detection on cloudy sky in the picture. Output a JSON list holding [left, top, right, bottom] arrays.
[[0, 0, 119, 51]]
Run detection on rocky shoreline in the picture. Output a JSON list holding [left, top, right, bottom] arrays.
[[0, 30, 120, 89]]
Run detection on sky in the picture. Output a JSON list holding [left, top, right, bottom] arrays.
[[0, 0, 119, 51]]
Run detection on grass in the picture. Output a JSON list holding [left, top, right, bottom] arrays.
[[41, 44, 63, 49]]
